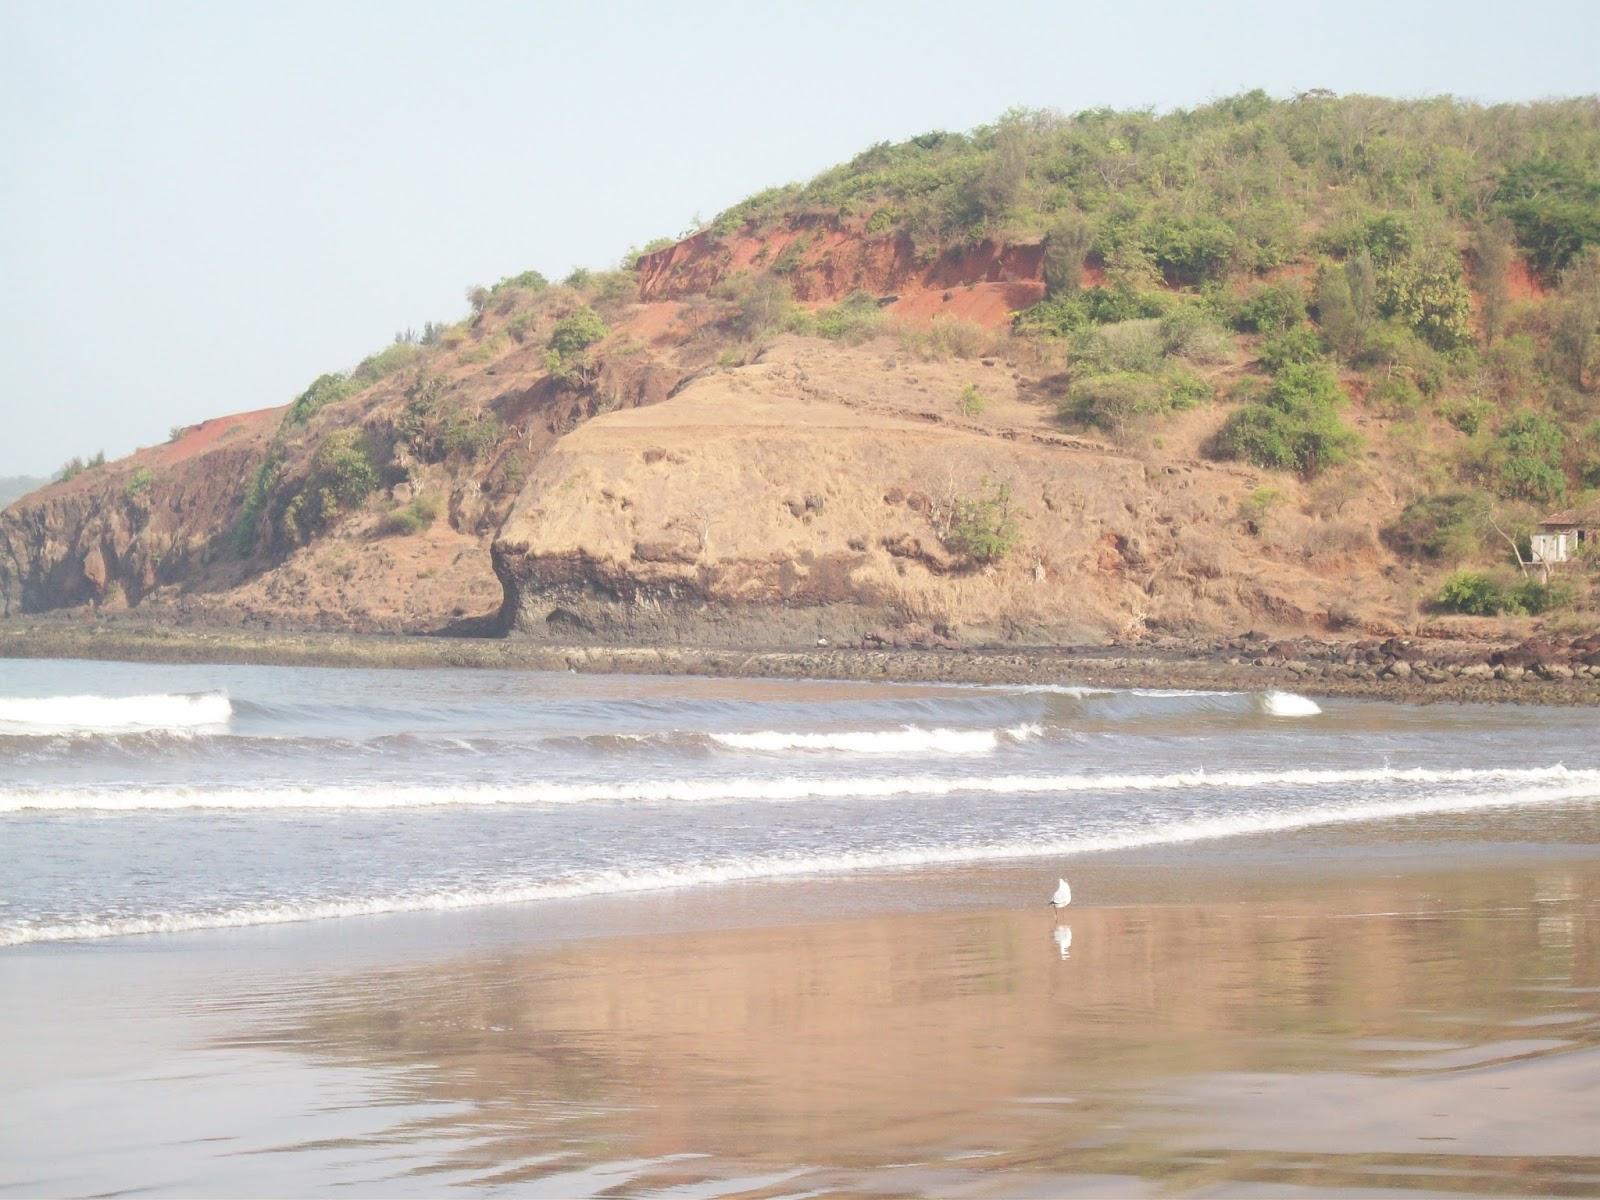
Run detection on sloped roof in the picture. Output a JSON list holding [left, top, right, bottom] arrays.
[[1539, 499, 1600, 527]]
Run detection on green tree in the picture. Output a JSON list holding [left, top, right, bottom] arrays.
[[942, 479, 1019, 565], [1495, 160, 1600, 279], [548, 307, 609, 357], [1470, 220, 1515, 345], [1316, 252, 1376, 358], [1378, 247, 1474, 350], [1042, 212, 1094, 297], [1551, 247, 1600, 391]]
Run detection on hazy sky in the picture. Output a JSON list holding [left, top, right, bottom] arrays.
[[2, 0, 1597, 475]]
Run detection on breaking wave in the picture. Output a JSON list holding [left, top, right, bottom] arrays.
[[1261, 691, 1322, 717], [6, 763, 1595, 814], [6, 776, 1596, 946], [0, 692, 232, 735]]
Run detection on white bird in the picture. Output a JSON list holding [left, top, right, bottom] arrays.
[[1050, 878, 1072, 909], [1053, 925, 1073, 959]]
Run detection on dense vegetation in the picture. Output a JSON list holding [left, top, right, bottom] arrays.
[[708, 93, 1599, 281], [696, 92, 1600, 603]]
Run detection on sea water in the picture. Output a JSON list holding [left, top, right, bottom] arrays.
[[3, 656, 1599, 947]]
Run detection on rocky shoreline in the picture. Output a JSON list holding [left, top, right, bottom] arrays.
[[3, 617, 1599, 705]]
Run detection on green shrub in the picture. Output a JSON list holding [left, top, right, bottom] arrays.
[[123, 467, 154, 498], [1258, 324, 1325, 373], [1213, 363, 1357, 476], [1042, 211, 1095, 296], [958, 383, 987, 417], [771, 238, 808, 275], [942, 479, 1019, 565], [1578, 419, 1600, 487], [379, 492, 442, 536], [1073, 319, 1165, 375], [1383, 492, 1489, 561], [286, 373, 356, 425], [714, 274, 793, 341], [1238, 486, 1284, 534], [815, 291, 887, 343], [1159, 308, 1234, 364], [864, 208, 900, 235], [494, 269, 548, 294], [232, 451, 282, 555], [352, 342, 421, 386], [1495, 160, 1600, 278], [1065, 372, 1167, 435], [1434, 570, 1507, 615], [1436, 569, 1572, 616], [312, 429, 378, 508], [274, 429, 379, 546], [1491, 412, 1567, 503], [1369, 375, 1423, 417], [548, 306, 609, 357], [1148, 214, 1236, 283], [1233, 283, 1306, 334], [1013, 287, 1170, 337], [1165, 367, 1213, 409], [1439, 396, 1492, 436], [397, 380, 502, 462], [1510, 578, 1576, 615], [1497, 456, 1567, 504], [1315, 253, 1378, 359]]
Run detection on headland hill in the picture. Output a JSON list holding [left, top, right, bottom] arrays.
[[5, 91, 1600, 700]]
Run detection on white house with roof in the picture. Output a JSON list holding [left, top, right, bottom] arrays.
[[1533, 500, 1600, 566]]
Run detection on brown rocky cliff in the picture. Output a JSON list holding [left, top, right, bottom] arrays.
[[0, 407, 281, 616], [637, 215, 1049, 327], [491, 337, 1407, 646]]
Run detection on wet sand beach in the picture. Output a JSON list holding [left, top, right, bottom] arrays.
[[5, 824, 1599, 1199]]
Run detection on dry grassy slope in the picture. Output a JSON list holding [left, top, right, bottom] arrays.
[[493, 336, 1412, 646]]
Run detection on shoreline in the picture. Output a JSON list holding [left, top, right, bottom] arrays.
[[6, 831, 1599, 1197], [5, 616, 1600, 704]]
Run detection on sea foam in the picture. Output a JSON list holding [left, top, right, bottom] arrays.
[[5, 775, 1596, 946], [1261, 691, 1322, 717], [0, 692, 232, 735], [5, 763, 1594, 814]]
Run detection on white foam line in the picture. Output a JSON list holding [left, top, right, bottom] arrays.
[[0, 692, 232, 734], [6, 779, 1597, 947], [2, 764, 1596, 815], [709, 725, 1039, 755]]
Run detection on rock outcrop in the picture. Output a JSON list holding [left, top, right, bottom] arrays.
[[491, 338, 1405, 646], [0, 408, 280, 617]]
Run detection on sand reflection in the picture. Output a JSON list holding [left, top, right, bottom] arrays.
[[213, 857, 1600, 1196]]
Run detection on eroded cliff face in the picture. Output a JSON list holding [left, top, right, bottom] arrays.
[[491, 338, 1409, 646], [0, 295, 693, 632], [0, 408, 281, 617], [637, 214, 1050, 329], [0, 221, 1420, 645]]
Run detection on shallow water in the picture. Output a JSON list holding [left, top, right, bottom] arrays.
[[3, 657, 1599, 945], [3, 850, 1598, 1197]]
